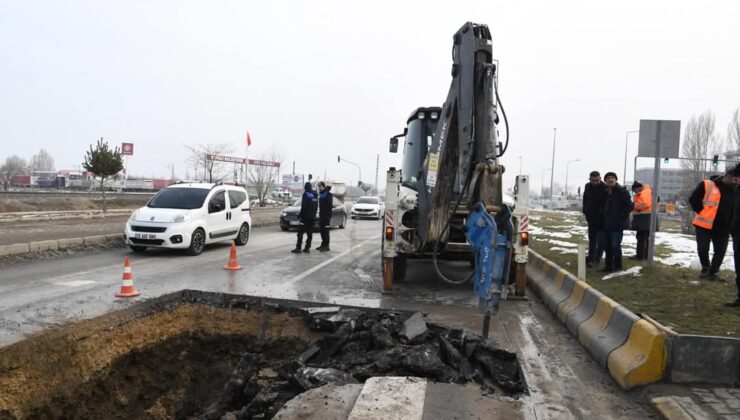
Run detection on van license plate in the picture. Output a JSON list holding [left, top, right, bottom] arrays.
[[289, 221, 300, 226], [134, 233, 156, 239]]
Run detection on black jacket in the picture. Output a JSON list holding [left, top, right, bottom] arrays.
[[603, 184, 633, 231], [732, 185, 740, 236], [318, 186, 333, 225], [689, 176, 734, 231], [299, 190, 318, 222], [582, 181, 607, 229]]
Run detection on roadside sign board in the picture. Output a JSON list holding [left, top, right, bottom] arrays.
[[638, 120, 680, 158], [121, 142, 134, 156]]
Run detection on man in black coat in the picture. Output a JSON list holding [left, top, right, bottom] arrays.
[[689, 172, 735, 280], [726, 165, 740, 306], [601, 172, 633, 272], [292, 182, 318, 253], [316, 181, 333, 252], [583, 170, 607, 267]]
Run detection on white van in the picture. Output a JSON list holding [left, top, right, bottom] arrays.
[[124, 183, 251, 255]]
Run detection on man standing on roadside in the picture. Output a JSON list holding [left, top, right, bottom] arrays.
[[602, 172, 633, 272], [292, 182, 318, 254], [726, 165, 740, 306], [690, 170, 735, 281], [583, 171, 607, 267], [316, 181, 332, 252], [630, 181, 653, 261]]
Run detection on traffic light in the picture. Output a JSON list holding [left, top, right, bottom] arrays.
[[712, 155, 719, 169]]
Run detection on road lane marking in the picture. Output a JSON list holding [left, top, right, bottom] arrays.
[[283, 235, 380, 287], [54, 280, 98, 287]]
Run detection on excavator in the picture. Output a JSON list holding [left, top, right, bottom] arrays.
[[383, 22, 530, 338]]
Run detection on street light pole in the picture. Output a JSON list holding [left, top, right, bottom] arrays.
[[565, 158, 580, 198], [338, 155, 362, 186], [540, 167, 551, 197], [549, 128, 557, 199], [623, 130, 640, 183]]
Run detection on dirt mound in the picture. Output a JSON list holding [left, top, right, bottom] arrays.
[[0, 291, 525, 419]]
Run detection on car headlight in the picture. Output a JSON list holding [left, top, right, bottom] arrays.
[[173, 213, 191, 223], [281, 212, 288, 217]]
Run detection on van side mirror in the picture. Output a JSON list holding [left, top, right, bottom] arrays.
[[389, 138, 398, 153]]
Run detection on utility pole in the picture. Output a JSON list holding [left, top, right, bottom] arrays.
[[375, 154, 379, 196], [623, 130, 639, 182], [549, 128, 557, 199]]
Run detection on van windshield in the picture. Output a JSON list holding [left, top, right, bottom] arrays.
[[147, 188, 210, 209]]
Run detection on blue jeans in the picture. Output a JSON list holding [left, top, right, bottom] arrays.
[[603, 230, 624, 270]]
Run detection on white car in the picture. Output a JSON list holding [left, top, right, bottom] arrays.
[[124, 183, 251, 255], [351, 196, 385, 220], [272, 187, 291, 198]]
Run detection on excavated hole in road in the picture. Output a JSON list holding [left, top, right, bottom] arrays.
[[0, 291, 526, 419]]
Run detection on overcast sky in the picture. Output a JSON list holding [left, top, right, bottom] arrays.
[[2, 0, 739, 193]]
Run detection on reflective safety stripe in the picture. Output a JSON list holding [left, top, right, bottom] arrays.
[[122, 279, 134, 287], [693, 180, 720, 229]]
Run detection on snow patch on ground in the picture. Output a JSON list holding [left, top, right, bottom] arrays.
[[602, 266, 642, 280], [550, 247, 578, 254]]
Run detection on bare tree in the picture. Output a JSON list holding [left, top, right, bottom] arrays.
[[681, 111, 720, 189], [0, 155, 28, 191], [29, 149, 55, 172], [248, 150, 282, 206], [184, 143, 234, 182], [728, 107, 740, 153]]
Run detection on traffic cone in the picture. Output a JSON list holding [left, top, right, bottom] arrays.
[[224, 243, 242, 270], [116, 256, 140, 297]]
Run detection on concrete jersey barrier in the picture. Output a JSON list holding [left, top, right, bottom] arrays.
[[527, 250, 667, 390]]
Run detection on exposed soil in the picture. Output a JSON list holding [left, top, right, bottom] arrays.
[[0, 291, 525, 419]]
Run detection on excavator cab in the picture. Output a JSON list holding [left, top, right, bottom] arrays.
[[388, 107, 441, 192]]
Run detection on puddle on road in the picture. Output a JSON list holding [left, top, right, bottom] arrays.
[[0, 290, 525, 419]]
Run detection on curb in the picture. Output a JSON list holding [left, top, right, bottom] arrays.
[[0, 219, 281, 258], [528, 250, 667, 390]]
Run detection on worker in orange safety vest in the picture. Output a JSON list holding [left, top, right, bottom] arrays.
[[630, 182, 654, 261], [688, 171, 735, 281]]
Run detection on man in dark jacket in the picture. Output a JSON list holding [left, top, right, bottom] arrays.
[[689, 172, 735, 280], [601, 172, 633, 272], [583, 171, 607, 267], [316, 181, 332, 252], [292, 182, 318, 253], [726, 165, 740, 306]]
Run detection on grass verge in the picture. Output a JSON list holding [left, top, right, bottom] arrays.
[[530, 210, 740, 337]]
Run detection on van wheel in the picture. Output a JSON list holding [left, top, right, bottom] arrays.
[[281, 226, 290, 231], [186, 228, 206, 256], [235, 223, 250, 246]]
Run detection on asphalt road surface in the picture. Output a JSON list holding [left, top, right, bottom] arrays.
[[0, 218, 654, 418]]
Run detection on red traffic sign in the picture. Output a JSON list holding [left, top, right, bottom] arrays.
[[121, 142, 134, 156]]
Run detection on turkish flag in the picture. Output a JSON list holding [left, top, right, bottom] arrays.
[[247, 131, 252, 147]]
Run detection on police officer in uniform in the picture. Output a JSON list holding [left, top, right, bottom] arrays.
[[292, 182, 318, 253], [316, 181, 333, 252]]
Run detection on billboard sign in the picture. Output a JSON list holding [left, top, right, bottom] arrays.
[[121, 142, 134, 156]]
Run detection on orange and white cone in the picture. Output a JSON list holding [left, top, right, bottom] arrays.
[[224, 243, 242, 270], [116, 256, 140, 297]]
